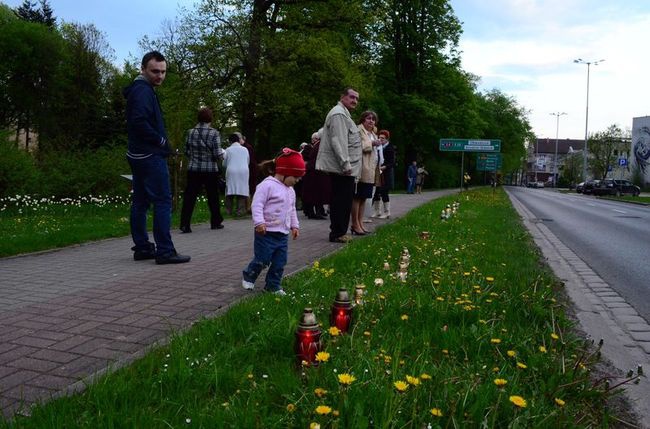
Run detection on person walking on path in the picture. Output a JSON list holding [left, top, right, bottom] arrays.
[[223, 133, 250, 216], [351, 111, 379, 235], [416, 164, 429, 194], [407, 160, 418, 194], [242, 149, 305, 296], [371, 130, 395, 219], [124, 51, 190, 265], [316, 88, 362, 243], [179, 107, 224, 233]]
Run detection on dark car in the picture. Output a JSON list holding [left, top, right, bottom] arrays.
[[582, 180, 600, 195], [593, 179, 641, 197], [576, 182, 585, 193]]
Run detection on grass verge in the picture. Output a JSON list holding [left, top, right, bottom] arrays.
[[1, 188, 632, 427]]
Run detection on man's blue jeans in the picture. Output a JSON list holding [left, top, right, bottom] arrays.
[[128, 155, 175, 257], [242, 231, 288, 292]]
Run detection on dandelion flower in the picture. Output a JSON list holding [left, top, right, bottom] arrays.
[[490, 338, 501, 344], [363, 331, 371, 337], [315, 352, 330, 363], [401, 314, 409, 321], [551, 333, 560, 340], [494, 378, 508, 387], [338, 373, 356, 385], [310, 423, 321, 429], [554, 398, 566, 407], [286, 404, 296, 412], [430, 408, 443, 417], [332, 410, 340, 417], [486, 276, 495, 282], [314, 387, 328, 398], [509, 395, 527, 408], [315, 405, 332, 415], [394, 380, 409, 392], [442, 349, 449, 355], [406, 375, 420, 386], [420, 373, 432, 380], [507, 350, 516, 357], [516, 362, 527, 369], [539, 346, 548, 353], [329, 326, 341, 336]]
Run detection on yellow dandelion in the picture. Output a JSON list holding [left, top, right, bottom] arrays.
[[247, 373, 254, 379], [379, 294, 386, 300], [490, 338, 501, 344], [332, 409, 340, 417], [310, 423, 321, 429], [436, 296, 445, 301], [394, 380, 409, 392], [493, 378, 508, 387], [401, 314, 409, 320], [315, 405, 332, 415], [507, 350, 516, 357], [516, 362, 527, 369], [329, 326, 341, 336], [337, 373, 356, 385], [486, 276, 495, 282], [430, 408, 443, 417], [363, 331, 371, 337], [420, 373, 432, 380], [492, 366, 500, 372], [551, 333, 560, 340], [314, 387, 328, 398], [406, 375, 420, 386], [442, 349, 449, 355], [554, 398, 566, 407], [315, 351, 330, 363], [313, 261, 320, 269], [539, 346, 548, 353], [463, 272, 470, 276], [286, 403, 296, 412], [509, 395, 527, 408]]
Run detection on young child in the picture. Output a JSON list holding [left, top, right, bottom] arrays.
[[242, 148, 305, 296]]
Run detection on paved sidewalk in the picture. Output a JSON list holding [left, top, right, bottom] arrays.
[[0, 190, 456, 418]]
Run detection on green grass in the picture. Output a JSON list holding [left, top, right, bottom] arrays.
[[0, 195, 217, 257], [1, 189, 631, 428]]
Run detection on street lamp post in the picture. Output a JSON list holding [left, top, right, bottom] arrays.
[[574, 58, 604, 181], [550, 112, 567, 187]]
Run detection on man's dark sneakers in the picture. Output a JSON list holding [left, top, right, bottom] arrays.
[[180, 226, 192, 233], [211, 224, 224, 230], [132, 244, 156, 261], [155, 251, 191, 265]]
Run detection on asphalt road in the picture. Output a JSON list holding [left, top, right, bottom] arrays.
[[508, 186, 650, 322]]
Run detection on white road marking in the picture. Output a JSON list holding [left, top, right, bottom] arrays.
[[613, 209, 627, 214]]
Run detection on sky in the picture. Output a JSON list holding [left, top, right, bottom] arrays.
[[3, 0, 649, 140]]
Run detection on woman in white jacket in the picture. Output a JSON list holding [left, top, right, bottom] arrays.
[[223, 132, 250, 216]]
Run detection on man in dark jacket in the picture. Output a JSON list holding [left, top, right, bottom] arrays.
[[124, 51, 190, 264]]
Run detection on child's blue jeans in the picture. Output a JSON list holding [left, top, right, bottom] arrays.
[[242, 231, 288, 292]]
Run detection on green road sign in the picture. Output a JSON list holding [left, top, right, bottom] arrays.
[[477, 153, 502, 171], [439, 138, 501, 152]]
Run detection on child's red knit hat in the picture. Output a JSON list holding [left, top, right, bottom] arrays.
[[275, 148, 306, 177]]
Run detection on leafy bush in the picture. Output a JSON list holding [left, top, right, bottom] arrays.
[[36, 146, 130, 197], [0, 136, 40, 197]]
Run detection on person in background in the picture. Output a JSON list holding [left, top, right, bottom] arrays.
[[242, 149, 305, 296], [179, 107, 224, 233], [316, 88, 362, 243], [416, 163, 429, 194], [241, 135, 258, 214], [371, 130, 395, 219], [351, 110, 379, 235], [302, 131, 330, 219], [407, 160, 417, 194], [124, 50, 190, 264], [223, 132, 250, 216]]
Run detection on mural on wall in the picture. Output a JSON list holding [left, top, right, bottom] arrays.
[[632, 117, 650, 181]]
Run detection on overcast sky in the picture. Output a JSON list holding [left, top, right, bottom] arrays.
[[3, 0, 649, 140]]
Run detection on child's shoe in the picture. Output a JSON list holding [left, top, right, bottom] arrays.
[[273, 289, 287, 296], [242, 279, 255, 290]]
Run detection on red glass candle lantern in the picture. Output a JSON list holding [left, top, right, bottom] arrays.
[[330, 288, 353, 333], [294, 308, 323, 365]]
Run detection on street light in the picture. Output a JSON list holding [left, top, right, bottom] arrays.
[[574, 58, 605, 180], [550, 112, 567, 187]]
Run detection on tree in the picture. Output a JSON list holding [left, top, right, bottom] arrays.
[[562, 150, 583, 187], [588, 124, 630, 180], [13, 0, 55, 27]]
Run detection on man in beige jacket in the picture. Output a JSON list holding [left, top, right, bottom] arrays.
[[316, 88, 362, 243]]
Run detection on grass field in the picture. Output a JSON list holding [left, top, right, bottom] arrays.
[[0, 188, 636, 428]]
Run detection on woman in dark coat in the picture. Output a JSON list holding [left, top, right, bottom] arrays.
[[302, 131, 331, 219], [371, 129, 395, 219]]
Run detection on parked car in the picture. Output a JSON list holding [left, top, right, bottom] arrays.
[[576, 182, 585, 193], [526, 181, 545, 188], [582, 180, 600, 195], [592, 179, 641, 197]]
